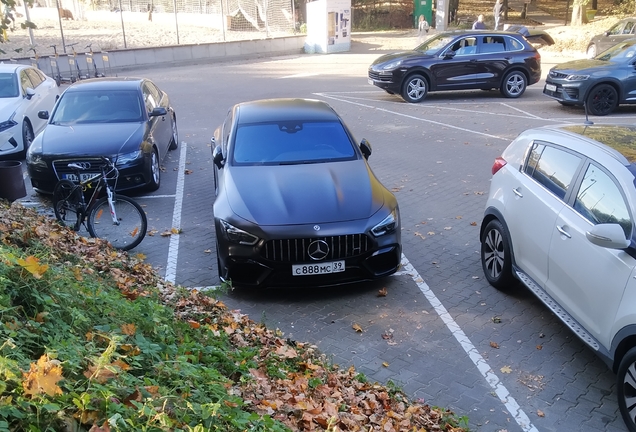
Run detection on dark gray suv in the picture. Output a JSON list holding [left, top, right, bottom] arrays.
[[543, 39, 636, 116]]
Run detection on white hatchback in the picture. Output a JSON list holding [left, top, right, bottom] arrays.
[[480, 124, 636, 432], [0, 63, 59, 159]]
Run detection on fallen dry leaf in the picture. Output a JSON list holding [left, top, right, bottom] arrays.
[[382, 362, 389, 367], [470, 221, 478, 226], [22, 354, 63, 397], [377, 287, 387, 297], [500, 365, 512, 374], [537, 409, 545, 417], [490, 341, 499, 349], [536, 345, 543, 350], [352, 323, 363, 333]]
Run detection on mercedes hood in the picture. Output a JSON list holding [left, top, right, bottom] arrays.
[[225, 160, 386, 225]]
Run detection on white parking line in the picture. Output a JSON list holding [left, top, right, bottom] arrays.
[[280, 72, 322, 79], [499, 102, 544, 119], [315, 93, 509, 140], [400, 255, 539, 432], [165, 142, 187, 284], [309, 93, 540, 431]]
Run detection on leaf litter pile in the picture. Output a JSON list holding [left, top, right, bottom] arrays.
[[0, 201, 468, 431]]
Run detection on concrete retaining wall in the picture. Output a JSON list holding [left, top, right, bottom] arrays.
[[5, 35, 306, 74]]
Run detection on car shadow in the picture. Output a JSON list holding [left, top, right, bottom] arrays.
[[225, 278, 387, 303]]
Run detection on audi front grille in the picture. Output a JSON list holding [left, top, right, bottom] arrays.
[[52, 158, 107, 181]]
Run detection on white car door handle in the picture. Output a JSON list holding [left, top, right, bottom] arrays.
[[556, 225, 571, 238], [512, 187, 523, 197]]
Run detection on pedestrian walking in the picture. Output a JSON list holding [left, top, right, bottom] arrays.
[[493, 0, 504, 30], [418, 14, 430, 42], [472, 14, 486, 30]]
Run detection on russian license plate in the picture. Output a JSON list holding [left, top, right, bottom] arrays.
[[292, 261, 345, 276], [64, 173, 99, 182], [368, 78, 373, 85], [545, 83, 557, 92]]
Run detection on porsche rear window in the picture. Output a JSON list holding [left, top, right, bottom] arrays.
[[232, 121, 356, 165]]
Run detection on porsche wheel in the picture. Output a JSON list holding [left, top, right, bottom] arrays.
[[500, 71, 527, 98], [402, 74, 427, 103]]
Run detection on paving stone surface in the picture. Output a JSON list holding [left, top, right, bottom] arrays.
[[19, 41, 631, 431]]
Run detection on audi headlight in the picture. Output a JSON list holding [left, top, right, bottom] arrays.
[[371, 208, 399, 237], [26, 151, 46, 168], [220, 220, 259, 245], [116, 150, 142, 166], [380, 60, 402, 71], [566, 74, 589, 81]]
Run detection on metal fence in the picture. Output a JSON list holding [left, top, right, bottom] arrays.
[[2, 0, 295, 59]]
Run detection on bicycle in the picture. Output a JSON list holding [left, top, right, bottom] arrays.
[[52, 157, 147, 251], [85, 43, 105, 77]]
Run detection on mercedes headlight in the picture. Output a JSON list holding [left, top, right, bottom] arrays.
[[220, 220, 259, 245], [371, 208, 399, 237]]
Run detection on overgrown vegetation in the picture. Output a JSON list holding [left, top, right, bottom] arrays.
[[0, 201, 469, 431]]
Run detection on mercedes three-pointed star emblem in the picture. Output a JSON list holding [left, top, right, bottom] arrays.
[[307, 240, 329, 261]]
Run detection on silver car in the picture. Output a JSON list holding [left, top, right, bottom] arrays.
[[586, 17, 636, 58]]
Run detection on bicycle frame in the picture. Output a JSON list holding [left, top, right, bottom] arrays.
[[66, 160, 120, 226]]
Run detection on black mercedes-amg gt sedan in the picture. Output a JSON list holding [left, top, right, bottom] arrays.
[[211, 98, 402, 289]]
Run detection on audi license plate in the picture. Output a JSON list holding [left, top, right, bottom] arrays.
[[64, 173, 99, 182], [545, 83, 557, 92], [292, 261, 345, 276]]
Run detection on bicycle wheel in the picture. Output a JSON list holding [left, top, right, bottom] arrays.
[[87, 195, 147, 251], [52, 179, 83, 231]]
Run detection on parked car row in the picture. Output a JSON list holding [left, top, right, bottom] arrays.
[[368, 26, 636, 117]]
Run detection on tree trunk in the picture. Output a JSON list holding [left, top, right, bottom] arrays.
[[571, 3, 588, 26]]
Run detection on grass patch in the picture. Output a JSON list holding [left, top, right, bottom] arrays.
[[0, 201, 469, 431]]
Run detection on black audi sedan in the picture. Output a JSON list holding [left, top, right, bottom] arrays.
[[211, 98, 402, 289], [26, 77, 178, 194], [368, 30, 541, 103], [543, 39, 636, 116]]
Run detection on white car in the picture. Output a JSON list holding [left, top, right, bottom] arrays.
[[0, 63, 59, 159], [480, 123, 636, 432]]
